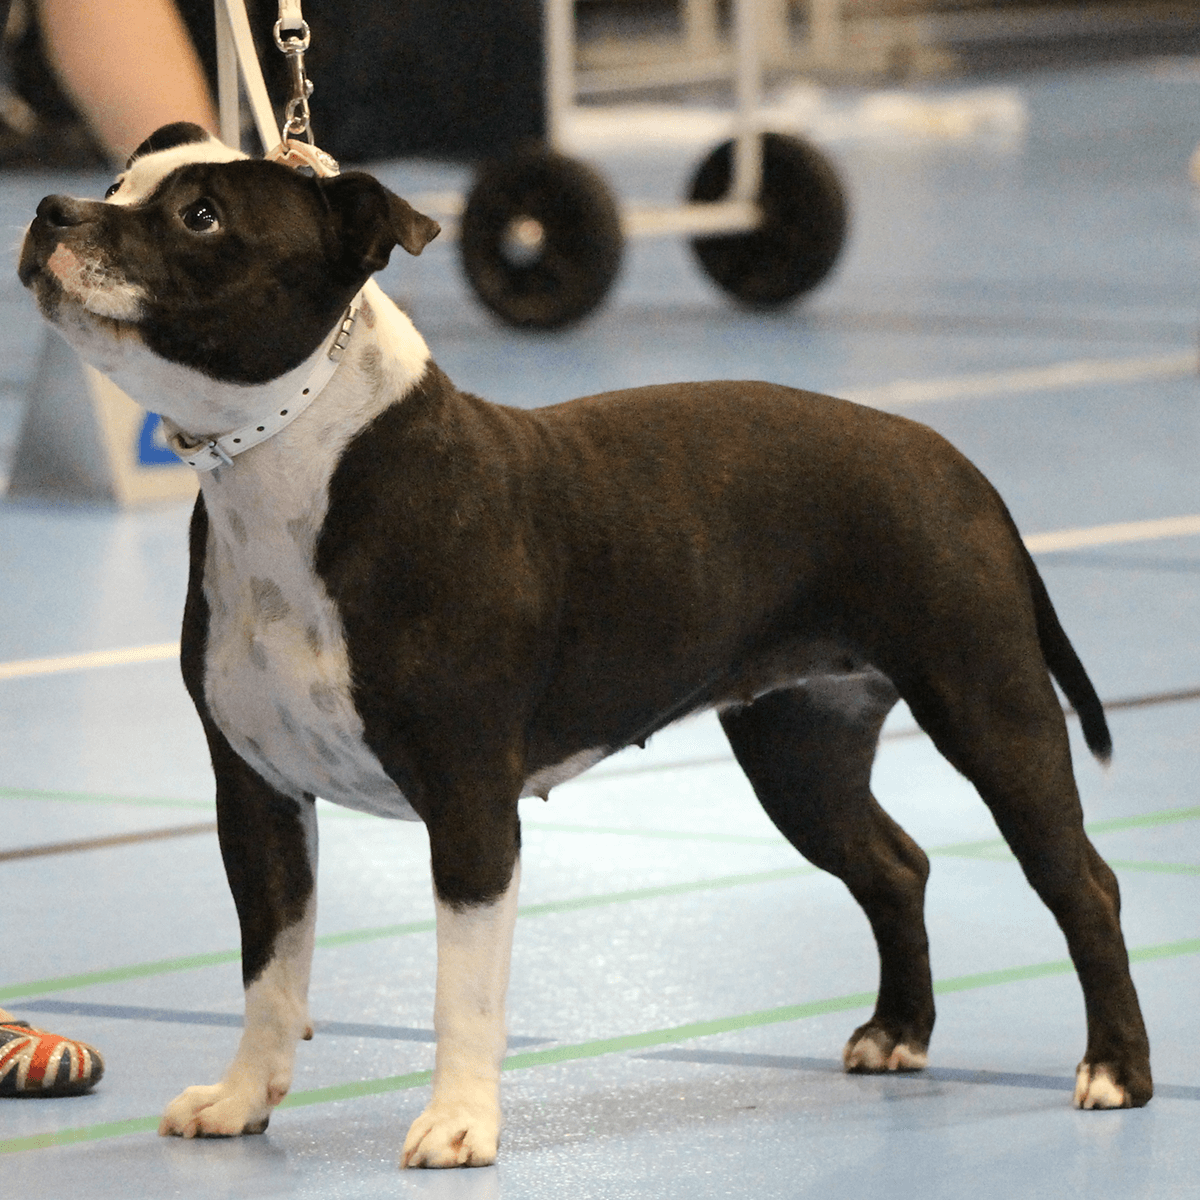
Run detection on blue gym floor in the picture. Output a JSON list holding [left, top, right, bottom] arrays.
[[2, 56, 1199, 1199]]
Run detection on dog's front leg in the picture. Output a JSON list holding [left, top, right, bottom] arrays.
[[160, 728, 318, 1138], [402, 805, 521, 1169]]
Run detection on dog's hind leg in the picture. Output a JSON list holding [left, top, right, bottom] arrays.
[[402, 790, 522, 1169], [720, 673, 936, 1073], [159, 726, 318, 1139], [900, 657, 1152, 1108]]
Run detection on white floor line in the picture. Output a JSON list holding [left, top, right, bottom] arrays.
[[844, 350, 1197, 409], [1023, 513, 1200, 553], [2, 510, 1198, 682], [0, 641, 180, 682]]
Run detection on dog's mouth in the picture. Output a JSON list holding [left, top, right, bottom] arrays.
[[21, 236, 147, 337]]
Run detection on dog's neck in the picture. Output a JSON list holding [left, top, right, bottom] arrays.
[[162, 292, 365, 470], [190, 281, 431, 538], [114, 279, 431, 477]]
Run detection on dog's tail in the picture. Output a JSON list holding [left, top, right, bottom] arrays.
[[1016, 531, 1112, 764]]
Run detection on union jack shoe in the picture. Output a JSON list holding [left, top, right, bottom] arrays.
[[0, 1019, 105, 1096]]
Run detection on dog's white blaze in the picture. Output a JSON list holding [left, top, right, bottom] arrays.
[[202, 281, 431, 819], [402, 863, 521, 1168], [108, 135, 247, 206], [521, 746, 608, 799]]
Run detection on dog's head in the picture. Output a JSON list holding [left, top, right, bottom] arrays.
[[19, 123, 439, 389]]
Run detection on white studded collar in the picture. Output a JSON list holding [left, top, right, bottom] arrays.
[[163, 292, 362, 471]]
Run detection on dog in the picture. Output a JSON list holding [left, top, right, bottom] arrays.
[[19, 123, 1152, 1167]]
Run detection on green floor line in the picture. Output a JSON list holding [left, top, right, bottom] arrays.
[[0, 949, 242, 1003], [6, 800, 1197, 1002], [932, 959, 1074, 993], [930, 803, 1200, 863], [525, 802, 1200, 852], [934, 845, 1200, 876], [0, 866, 815, 1002], [1106, 859, 1200, 876], [0, 1116, 161, 1154], [0, 786, 213, 811], [498, 990, 878, 1072], [1086, 805, 1200, 833], [268, 867, 818, 953], [928, 839, 1009, 858], [6, 932, 1198, 1157], [277, 1068, 434, 1109], [310, 919, 436, 949], [516, 867, 813, 918], [1128, 935, 1200, 964]]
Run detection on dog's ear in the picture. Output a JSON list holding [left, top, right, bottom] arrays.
[[320, 172, 441, 277]]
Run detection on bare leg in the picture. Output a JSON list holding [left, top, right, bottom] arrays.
[[35, 0, 216, 160]]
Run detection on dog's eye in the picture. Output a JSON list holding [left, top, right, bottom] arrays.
[[104, 180, 122, 199], [181, 199, 220, 233]]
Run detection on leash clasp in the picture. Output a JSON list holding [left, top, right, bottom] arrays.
[[274, 16, 315, 144], [267, 137, 340, 178]]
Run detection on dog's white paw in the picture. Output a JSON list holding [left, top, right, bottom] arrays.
[[843, 1027, 928, 1073], [1073, 1062, 1129, 1109], [158, 1079, 282, 1138], [401, 1100, 501, 1169]]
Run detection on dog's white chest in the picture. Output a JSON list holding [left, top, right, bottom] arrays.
[[199, 439, 418, 821]]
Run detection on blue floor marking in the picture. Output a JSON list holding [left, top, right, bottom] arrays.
[[18, 999, 550, 1047]]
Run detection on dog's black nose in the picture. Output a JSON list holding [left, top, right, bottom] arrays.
[[35, 194, 93, 228]]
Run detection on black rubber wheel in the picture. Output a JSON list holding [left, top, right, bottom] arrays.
[[688, 133, 848, 307], [460, 147, 623, 330]]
